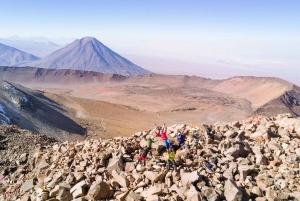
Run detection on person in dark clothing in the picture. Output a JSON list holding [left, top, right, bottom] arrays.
[[136, 146, 150, 166], [177, 124, 186, 148]]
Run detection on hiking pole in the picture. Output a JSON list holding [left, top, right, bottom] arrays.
[[154, 123, 158, 129]]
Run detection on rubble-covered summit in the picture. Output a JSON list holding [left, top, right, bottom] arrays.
[[0, 125, 57, 173], [1, 113, 300, 201]]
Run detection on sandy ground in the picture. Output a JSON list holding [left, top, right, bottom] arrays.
[[44, 92, 249, 139], [38, 81, 255, 139]]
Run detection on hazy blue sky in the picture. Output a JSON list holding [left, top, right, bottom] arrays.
[[0, 0, 299, 84]]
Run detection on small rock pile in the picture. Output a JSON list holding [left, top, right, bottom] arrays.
[[1, 113, 300, 201], [0, 125, 57, 173]]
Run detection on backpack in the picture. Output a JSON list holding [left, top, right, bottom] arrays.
[[177, 133, 185, 143]]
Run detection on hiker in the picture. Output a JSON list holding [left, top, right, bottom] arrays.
[[136, 146, 151, 166], [155, 123, 172, 150], [143, 134, 157, 149], [166, 146, 177, 171], [191, 132, 201, 153], [177, 124, 186, 148]]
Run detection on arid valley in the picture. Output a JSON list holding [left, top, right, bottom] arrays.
[[1, 67, 299, 141]]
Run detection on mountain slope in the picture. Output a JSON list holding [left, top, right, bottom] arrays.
[[24, 37, 151, 76], [0, 80, 85, 141], [0, 43, 40, 66]]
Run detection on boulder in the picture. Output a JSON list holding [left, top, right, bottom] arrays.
[[112, 170, 129, 188], [224, 180, 242, 201], [19, 153, 28, 163], [21, 179, 34, 192], [125, 162, 135, 172], [115, 190, 131, 201], [126, 192, 143, 201], [251, 186, 263, 197], [144, 171, 166, 182], [224, 143, 250, 159], [250, 131, 264, 142], [145, 195, 160, 201], [181, 171, 200, 186], [185, 186, 202, 201], [151, 140, 165, 153], [265, 188, 278, 201], [255, 154, 268, 166], [107, 157, 124, 174], [267, 142, 281, 151], [87, 181, 111, 200], [56, 188, 73, 201], [201, 186, 219, 201], [238, 165, 254, 181], [98, 150, 113, 166], [224, 129, 238, 138], [140, 185, 162, 197], [186, 190, 203, 201], [223, 169, 233, 179], [223, 147, 240, 159], [286, 154, 299, 164], [70, 180, 89, 199]]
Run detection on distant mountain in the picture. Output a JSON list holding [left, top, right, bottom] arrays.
[[24, 37, 151, 76], [3, 35, 75, 45], [0, 43, 40, 66], [0, 38, 63, 57]]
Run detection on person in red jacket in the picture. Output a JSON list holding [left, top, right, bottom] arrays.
[[155, 124, 172, 150]]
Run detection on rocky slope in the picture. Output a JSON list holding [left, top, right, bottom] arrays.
[[1, 113, 300, 200], [0, 125, 57, 173], [22, 37, 151, 76], [0, 80, 85, 141]]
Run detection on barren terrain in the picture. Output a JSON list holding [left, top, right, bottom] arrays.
[[1, 67, 300, 140]]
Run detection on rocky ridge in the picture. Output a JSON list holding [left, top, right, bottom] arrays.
[[1, 113, 300, 200]]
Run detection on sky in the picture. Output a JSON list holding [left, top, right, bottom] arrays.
[[0, 0, 300, 84]]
